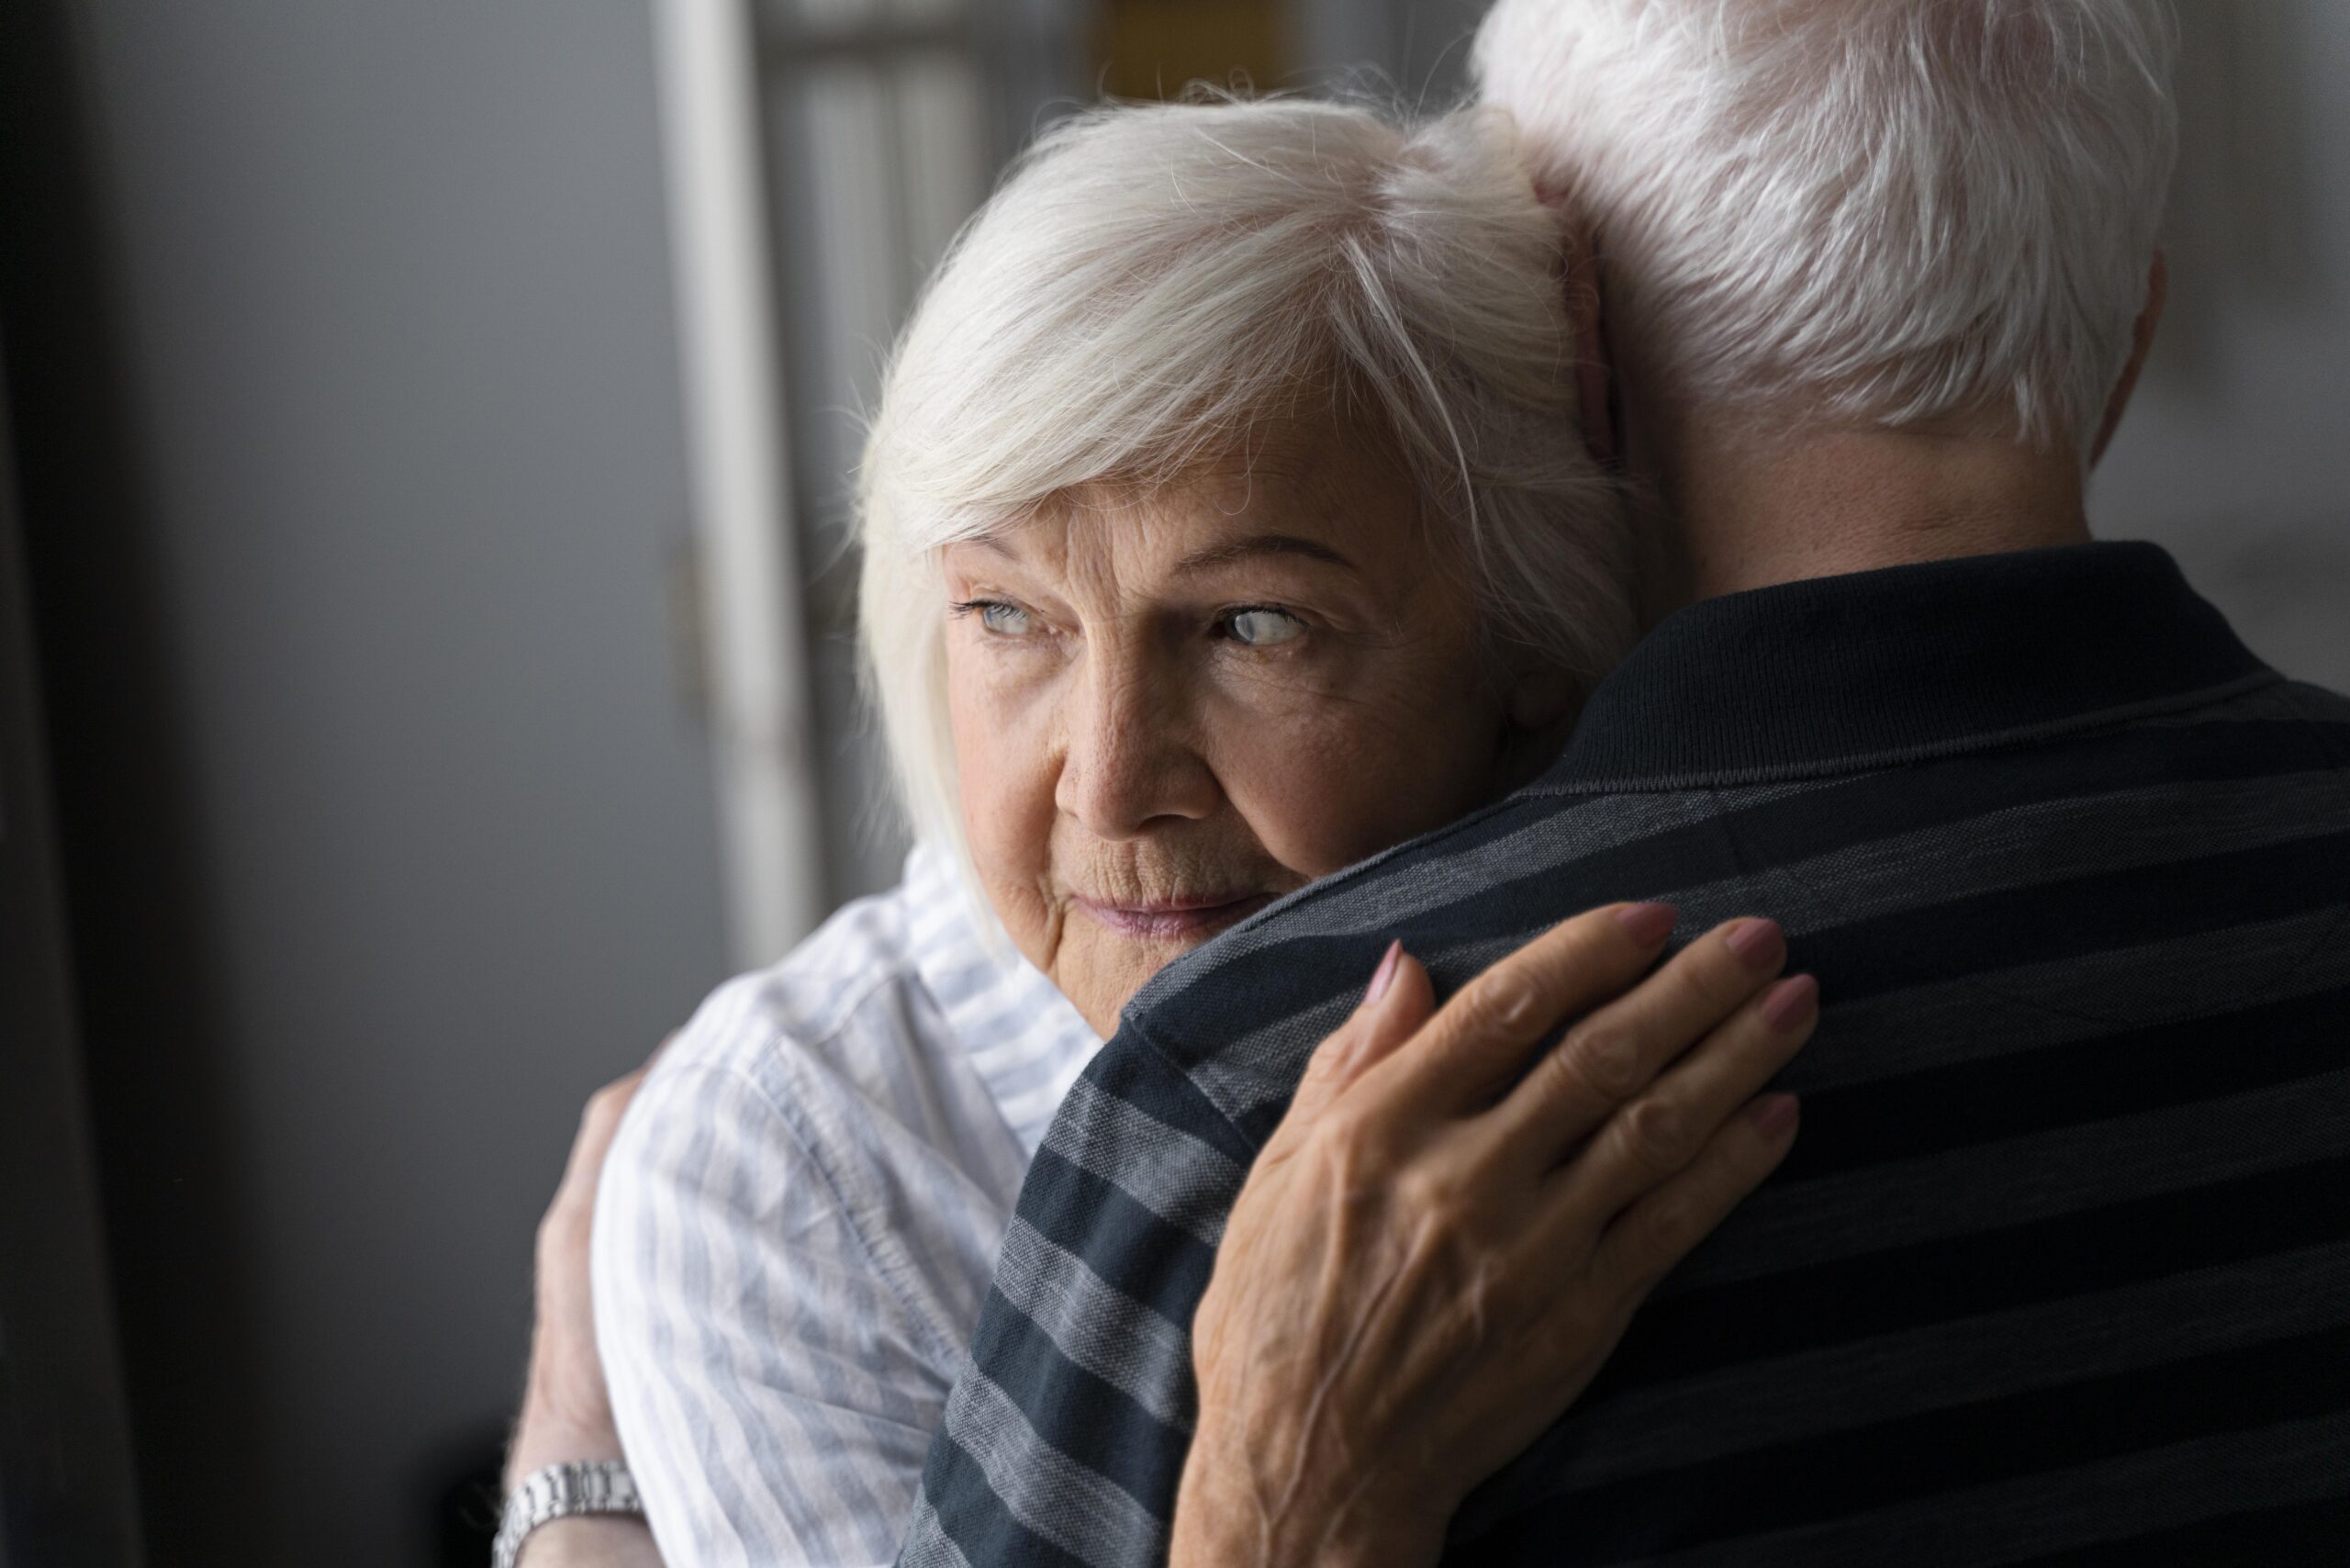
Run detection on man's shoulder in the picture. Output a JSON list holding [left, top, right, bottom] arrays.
[[2095, 674, 2350, 800], [1111, 776, 1852, 1140], [1114, 670, 2350, 1145], [1129, 782, 1742, 1025], [2283, 678, 2350, 728], [2141, 668, 2350, 731], [1177, 664, 2350, 980]]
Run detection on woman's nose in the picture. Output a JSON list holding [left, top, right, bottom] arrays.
[[1055, 652, 1218, 840]]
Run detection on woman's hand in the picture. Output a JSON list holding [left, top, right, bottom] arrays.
[[505, 1049, 669, 1568], [508, 1056, 658, 1486], [1173, 905, 1816, 1568]]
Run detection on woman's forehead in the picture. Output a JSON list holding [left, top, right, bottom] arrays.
[[956, 407, 1420, 575]]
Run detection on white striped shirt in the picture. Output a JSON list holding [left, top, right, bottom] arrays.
[[592, 846, 1102, 1567]]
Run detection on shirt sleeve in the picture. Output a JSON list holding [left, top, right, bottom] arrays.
[[593, 1049, 953, 1568]]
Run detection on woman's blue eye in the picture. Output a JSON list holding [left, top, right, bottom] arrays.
[[976, 602, 1035, 636], [1225, 609, 1304, 647]]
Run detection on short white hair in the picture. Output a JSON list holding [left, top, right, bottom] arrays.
[[1473, 0, 2179, 449], [856, 97, 1634, 866]]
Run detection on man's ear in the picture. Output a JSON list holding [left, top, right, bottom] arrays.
[[2090, 250, 2168, 468], [1560, 220, 1622, 470]]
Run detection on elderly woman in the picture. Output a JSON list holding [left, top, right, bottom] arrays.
[[529, 96, 1808, 1568]]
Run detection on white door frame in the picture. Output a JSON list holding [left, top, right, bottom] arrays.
[[653, 0, 828, 969]]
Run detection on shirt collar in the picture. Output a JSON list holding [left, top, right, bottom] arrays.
[[901, 844, 1103, 1153], [1543, 542, 2278, 794]]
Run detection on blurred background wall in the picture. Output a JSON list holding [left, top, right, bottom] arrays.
[[1, 2, 2343, 1564], [6, 3, 729, 1563], [2099, 2, 2350, 689]]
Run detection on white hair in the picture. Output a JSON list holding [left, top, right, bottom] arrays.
[[856, 97, 1635, 869], [1473, 0, 2179, 450]]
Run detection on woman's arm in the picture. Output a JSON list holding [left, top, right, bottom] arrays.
[[591, 1048, 950, 1568], [508, 1061, 665, 1568], [510, 1028, 952, 1568], [1170, 906, 1814, 1567], [513, 1520, 663, 1568]]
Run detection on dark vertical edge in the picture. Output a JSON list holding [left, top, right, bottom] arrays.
[[0, 2, 269, 1560]]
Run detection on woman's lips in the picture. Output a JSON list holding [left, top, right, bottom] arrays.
[[1070, 893, 1278, 943]]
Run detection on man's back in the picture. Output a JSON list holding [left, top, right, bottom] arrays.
[[900, 543, 2350, 1567]]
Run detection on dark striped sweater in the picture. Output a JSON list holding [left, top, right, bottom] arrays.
[[900, 542, 2350, 1568]]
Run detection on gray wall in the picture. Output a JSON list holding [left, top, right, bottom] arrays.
[[2096, 0, 2350, 690], [62, 2, 727, 1561], [1302, 0, 1490, 98]]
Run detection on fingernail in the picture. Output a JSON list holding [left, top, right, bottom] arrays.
[[1364, 940, 1404, 1006], [1761, 974, 1819, 1032], [1616, 902, 1678, 946], [1726, 918, 1785, 970], [1750, 1093, 1801, 1137]]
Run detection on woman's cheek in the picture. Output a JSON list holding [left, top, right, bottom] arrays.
[[1208, 698, 1408, 876], [1210, 654, 1498, 874], [948, 655, 1050, 870]]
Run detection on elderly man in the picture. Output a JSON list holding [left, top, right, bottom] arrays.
[[892, 2, 2350, 1564]]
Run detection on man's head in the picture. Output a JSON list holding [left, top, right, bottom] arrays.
[[1476, 0, 2179, 591]]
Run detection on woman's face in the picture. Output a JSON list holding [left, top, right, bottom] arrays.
[[944, 410, 1547, 1036]]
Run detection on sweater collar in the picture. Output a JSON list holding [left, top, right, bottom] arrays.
[[1542, 542, 2277, 793]]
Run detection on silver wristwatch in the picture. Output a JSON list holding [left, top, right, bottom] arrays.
[[493, 1461, 644, 1568]]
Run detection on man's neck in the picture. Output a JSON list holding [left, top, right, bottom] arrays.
[[1662, 425, 2093, 601]]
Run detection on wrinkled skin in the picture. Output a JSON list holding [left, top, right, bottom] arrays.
[[944, 408, 1576, 1038], [1175, 907, 1815, 1567], [506, 1057, 664, 1567]]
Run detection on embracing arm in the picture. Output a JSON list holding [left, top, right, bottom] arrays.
[[509, 1036, 953, 1568], [591, 1052, 948, 1568], [1171, 907, 1816, 1567], [511, 1521, 664, 1568], [506, 1064, 665, 1568]]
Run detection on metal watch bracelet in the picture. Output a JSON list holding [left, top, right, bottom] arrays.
[[493, 1460, 644, 1568]]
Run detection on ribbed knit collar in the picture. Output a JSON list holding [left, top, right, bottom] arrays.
[[1542, 542, 2278, 794]]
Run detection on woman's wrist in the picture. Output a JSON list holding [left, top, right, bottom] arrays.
[[1171, 1414, 1447, 1568], [505, 1382, 627, 1493], [504, 1322, 628, 1490], [513, 1517, 660, 1568]]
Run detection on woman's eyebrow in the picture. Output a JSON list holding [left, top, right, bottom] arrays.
[[1174, 534, 1359, 575]]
